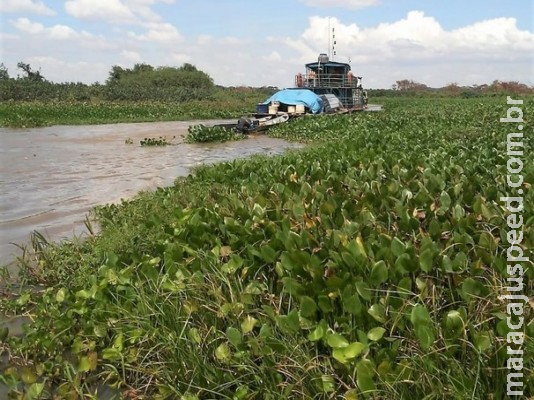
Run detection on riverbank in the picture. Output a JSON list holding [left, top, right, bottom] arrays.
[[1, 97, 533, 398]]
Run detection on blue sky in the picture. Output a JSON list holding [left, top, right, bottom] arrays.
[[1, 0, 533, 88]]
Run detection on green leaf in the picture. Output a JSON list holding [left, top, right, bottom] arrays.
[[20, 366, 37, 384], [282, 277, 304, 296], [368, 304, 386, 323], [234, 385, 249, 400], [241, 316, 258, 334], [308, 323, 326, 342], [221, 254, 243, 274], [410, 304, 431, 325], [452, 204, 465, 220], [343, 294, 362, 315], [397, 277, 412, 297], [369, 260, 388, 286], [78, 356, 92, 373], [326, 333, 349, 349], [332, 342, 366, 363], [419, 249, 434, 272], [441, 254, 453, 273], [356, 359, 375, 393], [188, 328, 202, 344], [56, 288, 66, 303], [319, 375, 336, 393], [300, 296, 318, 318], [260, 245, 277, 263], [102, 347, 121, 362], [461, 277, 484, 300], [278, 309, 300, 334], [355, 280, 372, 301], [367, 327, 386, 341], [444, 310, 466, 338], [415, 325, 435, 350], [474, 331, 492, 353], [215, 343, 231, 362], [391, 237, 406, 257], [344, 389, 359, 400], [317, 295, 333, 313], [226, 327, 242, 347], [26, 383, 45, 400], [440, 191, 451, 210], [259, 324, 273, 339]]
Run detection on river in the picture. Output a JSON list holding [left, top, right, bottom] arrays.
[[0, 120, 301, 273]]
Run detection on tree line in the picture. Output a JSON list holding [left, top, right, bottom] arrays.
[[1, 61, 532, 102], [0, 62, 217, 102], [369, 79, 534, 98]]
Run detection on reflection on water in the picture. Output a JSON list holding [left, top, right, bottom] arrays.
[[0, 120, 301, 271]]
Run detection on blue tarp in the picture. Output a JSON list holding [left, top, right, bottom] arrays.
[[261, 89, 323, 114]]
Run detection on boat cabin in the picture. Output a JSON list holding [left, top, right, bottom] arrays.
[[295, 53, 367, 109]]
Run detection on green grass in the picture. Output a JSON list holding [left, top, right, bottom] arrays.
[[1, 97, 533, 399]]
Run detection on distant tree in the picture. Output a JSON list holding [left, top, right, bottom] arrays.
[[445, 83, 460, 95], [395, 79, 428, 91], [180, 63, 198, 72], [17, 62, 45, 81], [107, 65, 128, 84], [105, 63, 213, 89], [132, 63, 154, 74], [0, 63, 9, 80]]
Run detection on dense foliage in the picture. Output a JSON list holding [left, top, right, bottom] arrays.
[[185, 125, 246, 143], [0, 62, 277, 128], [1, 97, 533, 399]]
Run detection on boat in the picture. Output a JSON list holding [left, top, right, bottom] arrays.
[[294, 53, 368, 111], [254, 53, 368, 117], [216, 53, 369, 133]]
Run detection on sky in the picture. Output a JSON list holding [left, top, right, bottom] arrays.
[[0, 0, 533, 89]]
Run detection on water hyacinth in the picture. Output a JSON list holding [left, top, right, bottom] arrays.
[[1, 97, 533, 399]]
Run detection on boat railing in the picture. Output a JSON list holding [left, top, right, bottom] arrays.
[[295, 73, 361, 89]]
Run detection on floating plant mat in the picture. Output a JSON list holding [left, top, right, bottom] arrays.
[[1, 97, 533, 399]]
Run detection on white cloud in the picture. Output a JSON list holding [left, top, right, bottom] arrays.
[[284, 12, 534, 87], [0, 0, 55, 16], [263, 51, 282, 62], [128, 22, 183, 42], [121, 50, 142, 63], [171, 53, 192, 64], [11, 18, 96, 41], [49, 25, 79, 40], [11, 18, 45, 34], [64, 0, 176, 25], [65, 0, 136, 23], [19, 56, 108, 83], [298, 0, 379, 10], [196, 35, 212, 45]]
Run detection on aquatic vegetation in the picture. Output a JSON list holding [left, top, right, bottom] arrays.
[[140, 136, 172, 146], [186, 124, 246, 143], [0, 86, 273, 128], [1, 97, 533, 399]]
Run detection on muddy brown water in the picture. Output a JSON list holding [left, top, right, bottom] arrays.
[[0, 120, 302, 273]]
